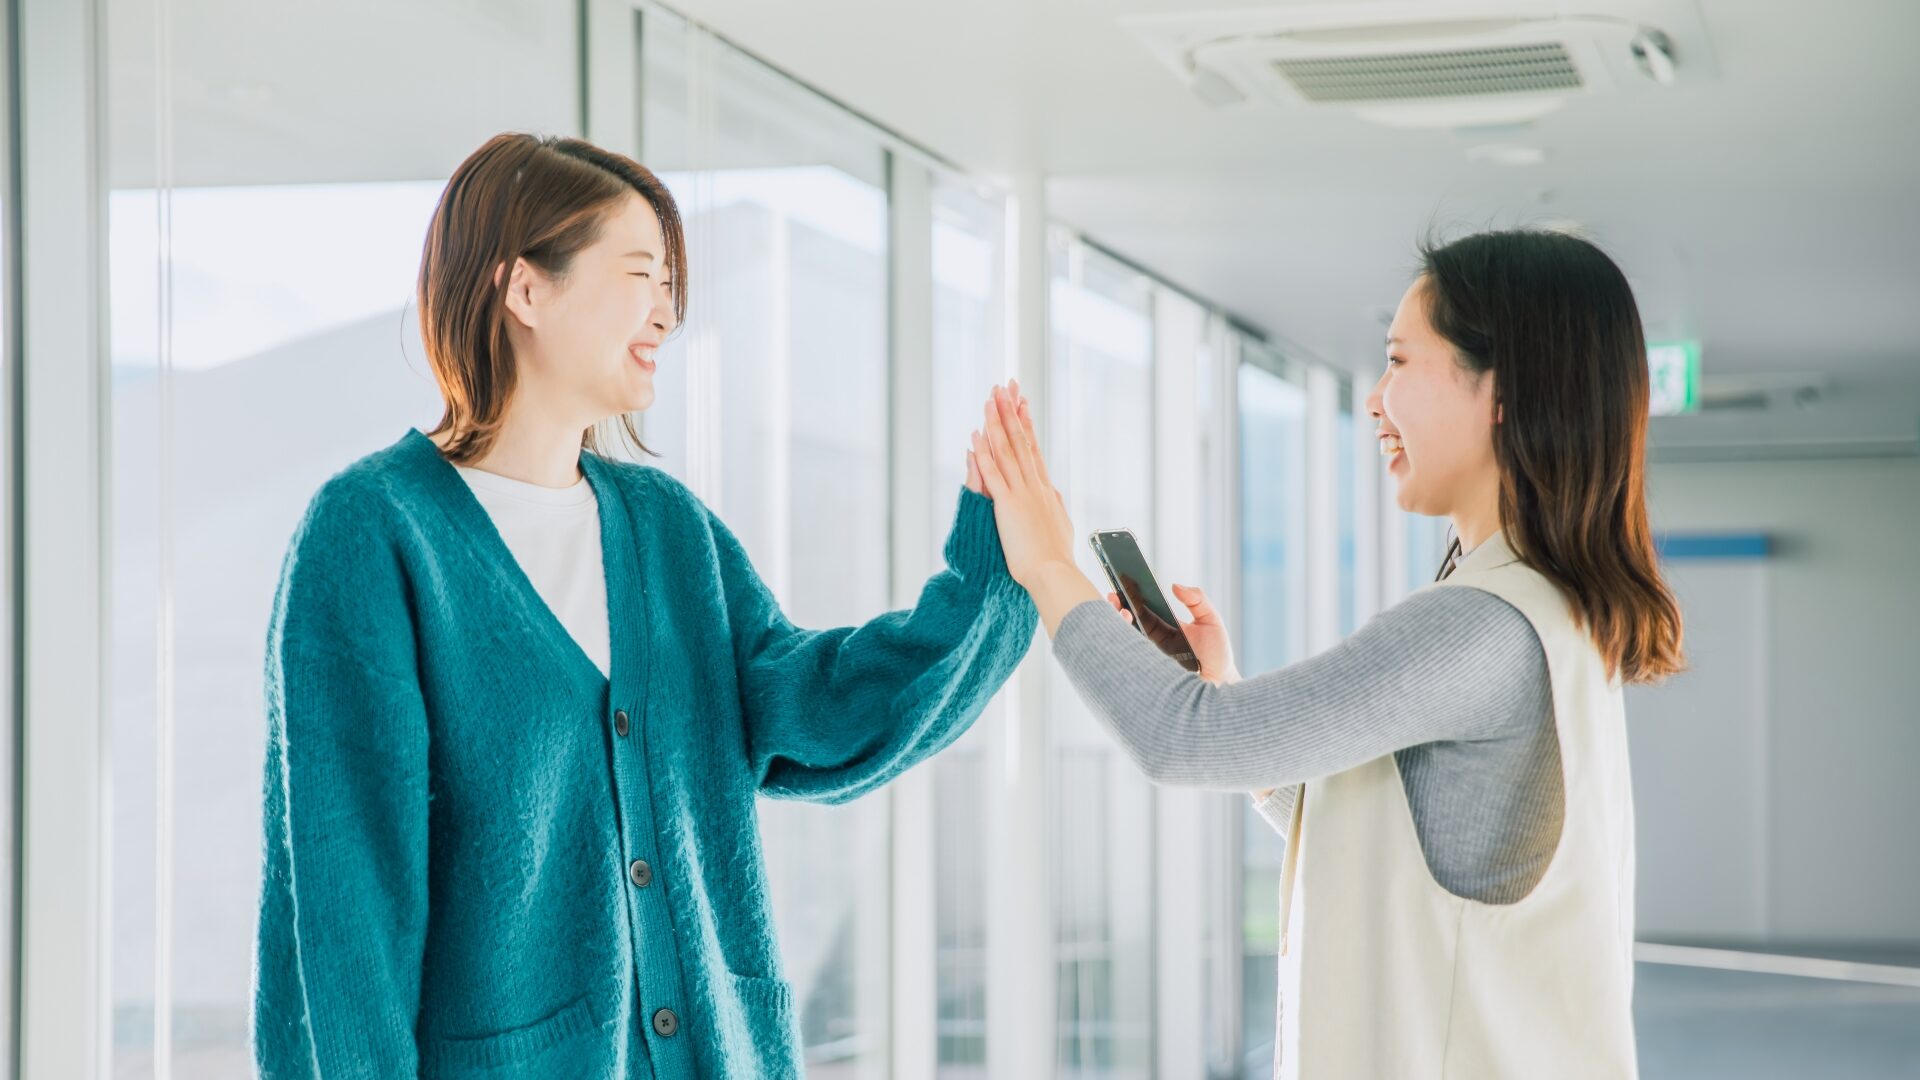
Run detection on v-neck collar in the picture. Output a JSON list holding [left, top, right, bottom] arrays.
[[400, 426, 627, 692], [1453, 529, 1522, 575]]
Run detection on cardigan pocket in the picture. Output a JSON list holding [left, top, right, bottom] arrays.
[[421, 993, 606, 1078], [725, 971, 804, 1075]]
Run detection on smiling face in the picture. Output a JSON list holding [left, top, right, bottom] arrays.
[[1365, 276, 1501, 517], [500, 191, 678, 423]]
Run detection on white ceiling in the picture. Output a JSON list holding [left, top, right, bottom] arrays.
[[106, 0, 581, 190], [113, 0, 1920, 386], [661, 0, 1920, 382]]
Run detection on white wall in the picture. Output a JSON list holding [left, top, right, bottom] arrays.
[[1631, 455, 1920, 945]]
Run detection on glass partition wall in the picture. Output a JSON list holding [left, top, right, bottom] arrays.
[[641, 16, 894, 1073], [1047, 235, 1158, 1080], [104, 1, 581, 1073], [97, 2, 1386, 1075]]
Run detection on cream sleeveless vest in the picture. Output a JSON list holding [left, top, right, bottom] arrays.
[[1271, 530, 1639, 1078]]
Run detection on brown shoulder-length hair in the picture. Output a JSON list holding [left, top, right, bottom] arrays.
[[1420, 229, 1684, 685], [417, 132, 686, 464]]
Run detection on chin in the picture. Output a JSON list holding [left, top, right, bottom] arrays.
[[1393, 478, 1425, 515]]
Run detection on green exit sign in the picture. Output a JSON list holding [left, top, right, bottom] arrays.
[[1648, 340, 1701, 416]]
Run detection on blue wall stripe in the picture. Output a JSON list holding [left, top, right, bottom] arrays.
[[1655, 532, 1771, 560]]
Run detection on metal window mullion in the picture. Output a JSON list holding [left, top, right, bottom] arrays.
[[1149, 286, 1209, 1080], [885, 149, 936, 1080], [1304, 366, 1340, 657], [1213, 328, 1247, 1075], [984, 171, 1053, 1080], [18, 0, 109, 1075]]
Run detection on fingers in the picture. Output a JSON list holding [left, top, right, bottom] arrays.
[[965, 449, 985, 496], [983, 393, 1026, 489], [1170, 583, 1220, 625], [1015, 394, 1050, 486], [993, 387, 1035, 481], [981, 380, 1061, 508], [970, 430, 1011, 498]]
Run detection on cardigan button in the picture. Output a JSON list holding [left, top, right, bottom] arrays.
[[614, 709, 630, 737], [629, 859, 653, 888], [652, 1007, 679, 1037]]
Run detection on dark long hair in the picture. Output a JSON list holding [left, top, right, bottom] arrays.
[[417, 133, 687, 464], [1420, 229, 1684, 685]]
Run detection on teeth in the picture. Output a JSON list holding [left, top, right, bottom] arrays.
[[1380, 435, 1404, 456]]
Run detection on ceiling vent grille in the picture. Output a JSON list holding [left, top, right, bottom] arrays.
[[1122, 2, 1720, 128], [1272, 42, 1583, 102]]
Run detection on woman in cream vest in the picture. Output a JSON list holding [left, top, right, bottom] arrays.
[[968, 229, 1684, 1078]]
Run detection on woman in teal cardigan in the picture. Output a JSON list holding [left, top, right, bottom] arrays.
[[253, 133, 1037, 1079]]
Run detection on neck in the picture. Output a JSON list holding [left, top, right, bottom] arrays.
[[1450, 475, 1503, 554], [444, 397, 590, 488]]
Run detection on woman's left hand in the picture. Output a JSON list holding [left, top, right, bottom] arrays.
[[1107, 582, 1242, 686]]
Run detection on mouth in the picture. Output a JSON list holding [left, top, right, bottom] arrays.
[[1379, 433, 1406, 468], [629, 343, 657, 374]]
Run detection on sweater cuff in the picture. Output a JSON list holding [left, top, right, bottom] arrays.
[[1251, 785, 1297, 836], [943, 486, 1011, 587]]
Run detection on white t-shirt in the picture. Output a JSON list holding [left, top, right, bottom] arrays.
[[453, 463, 611, 678]]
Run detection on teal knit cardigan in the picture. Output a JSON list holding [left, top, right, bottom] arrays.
[[253, 427, 1037, 1078]]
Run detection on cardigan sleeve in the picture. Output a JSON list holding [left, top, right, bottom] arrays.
[[710, 486, 1037, 804], [254, 480, 430, 1078]]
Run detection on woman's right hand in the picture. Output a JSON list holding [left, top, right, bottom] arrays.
[[1107, 582, 1242, 686]]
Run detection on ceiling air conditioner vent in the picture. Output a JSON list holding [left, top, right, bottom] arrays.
[[1123, 2, 1719, 128], [1272, 42, 1583, 102]]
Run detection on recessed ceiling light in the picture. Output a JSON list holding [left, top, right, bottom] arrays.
[[1465, 143, 1549, 167]]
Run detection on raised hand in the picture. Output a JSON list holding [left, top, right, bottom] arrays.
[[970, 381, 1102, 633], [969, 382, 1074, 588]]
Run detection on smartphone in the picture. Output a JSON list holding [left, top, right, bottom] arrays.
[[1088, 529, 1201, 672]]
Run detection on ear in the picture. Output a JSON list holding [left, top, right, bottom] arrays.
[[1482, 374, 1503, 425], [497, 257, 540, 331]]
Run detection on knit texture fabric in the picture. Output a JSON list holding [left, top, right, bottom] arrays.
[[253, 427, 1036, 1078]]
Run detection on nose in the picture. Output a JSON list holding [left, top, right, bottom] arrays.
[[1364, 366, 1389, 422], [650, 281, 677, 336]]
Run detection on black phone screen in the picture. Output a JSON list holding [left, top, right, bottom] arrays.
[[1088, 530, 1201, 672]]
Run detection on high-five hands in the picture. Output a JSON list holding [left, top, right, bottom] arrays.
[[969, 382, 1075, 587], [973, 382, 1265, 795], [968, 382, 1100, 634]]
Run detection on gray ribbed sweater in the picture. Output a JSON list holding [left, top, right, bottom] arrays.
[[1049, 586, 1564, 905]]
